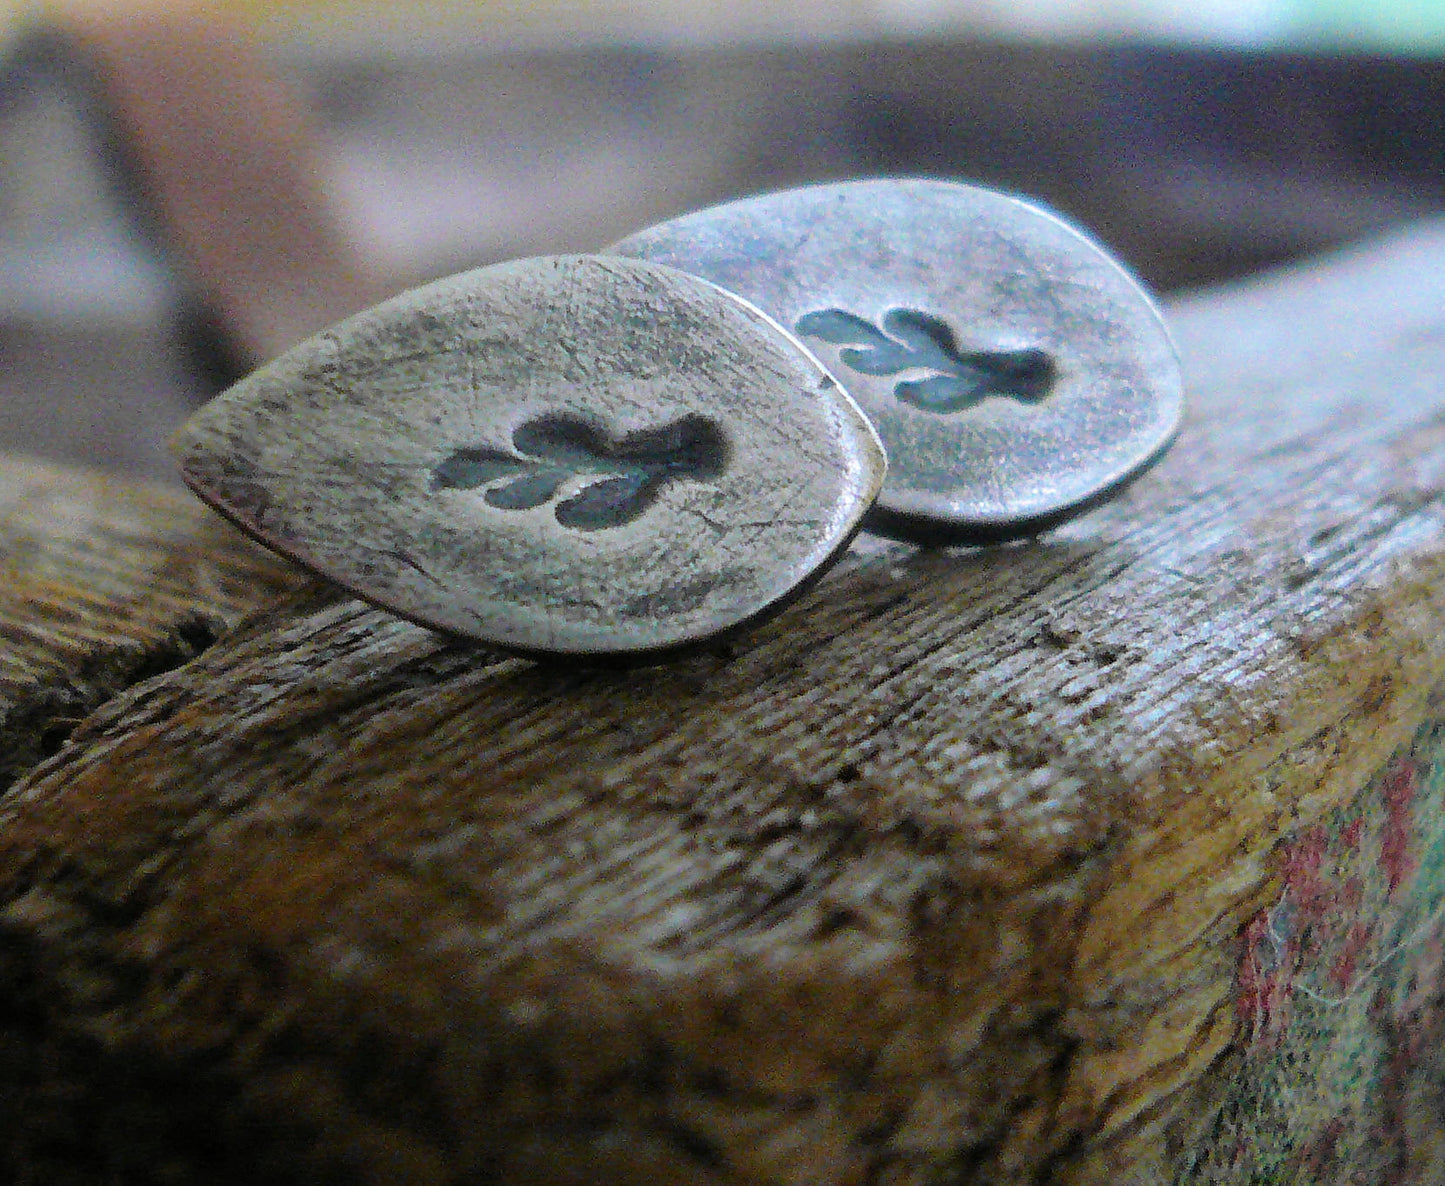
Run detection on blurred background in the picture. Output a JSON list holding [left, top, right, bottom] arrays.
[[3, 0, 1444, 483]]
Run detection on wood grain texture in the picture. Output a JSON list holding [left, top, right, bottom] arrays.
[[5, 223, 1445, 1183], [0, 457, 307, 790]]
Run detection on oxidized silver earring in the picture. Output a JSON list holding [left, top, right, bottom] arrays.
[[611, 178, 1183, 544], [174, 254, 886, 659], [175, 179, 1182, 659]]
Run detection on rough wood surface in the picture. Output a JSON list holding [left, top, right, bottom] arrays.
[[0, 457, 304, 791], [5, 223, 1445, 1183]]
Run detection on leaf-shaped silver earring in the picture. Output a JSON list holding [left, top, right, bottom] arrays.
[[610, 178, 1183, 545], [174, 255, 886, 659]]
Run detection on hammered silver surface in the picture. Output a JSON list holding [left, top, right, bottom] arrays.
[[174, 254, 886, 657], [611, 178, 1183, 543]]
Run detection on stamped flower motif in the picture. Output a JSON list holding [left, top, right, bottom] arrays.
[[796, 307, 1056, 414], [432, 413, 727, 531]]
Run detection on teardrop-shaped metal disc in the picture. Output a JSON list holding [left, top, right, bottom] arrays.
[[610, 178, 1183, 544], [175, 254, 886, 658]]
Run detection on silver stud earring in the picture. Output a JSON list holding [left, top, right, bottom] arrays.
[[610, 178, 1183, 544], [174, 254, 886, 659]]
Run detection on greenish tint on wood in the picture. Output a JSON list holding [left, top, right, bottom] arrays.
[[1182, 699, 1445, 1183]]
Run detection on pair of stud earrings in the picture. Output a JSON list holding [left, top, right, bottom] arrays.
[[175, 178, 1183, 661]]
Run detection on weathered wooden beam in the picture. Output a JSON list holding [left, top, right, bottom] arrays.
[[4, 223, 1445, 1183]]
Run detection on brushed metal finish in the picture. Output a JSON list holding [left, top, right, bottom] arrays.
[[174, 254, 886, 658], [611, 178, 1183, 543]]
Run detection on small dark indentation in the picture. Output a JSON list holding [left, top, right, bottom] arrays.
[[174, 617, 219, 653], [815, 905, 862, 937], [796, 306, 1057, 414], [126, 614, 222, 684], [434, 412, 727, 531], [890, 815, 924, 846], [1037, 622, 1080, 650], [37, 721, 74, 759]]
